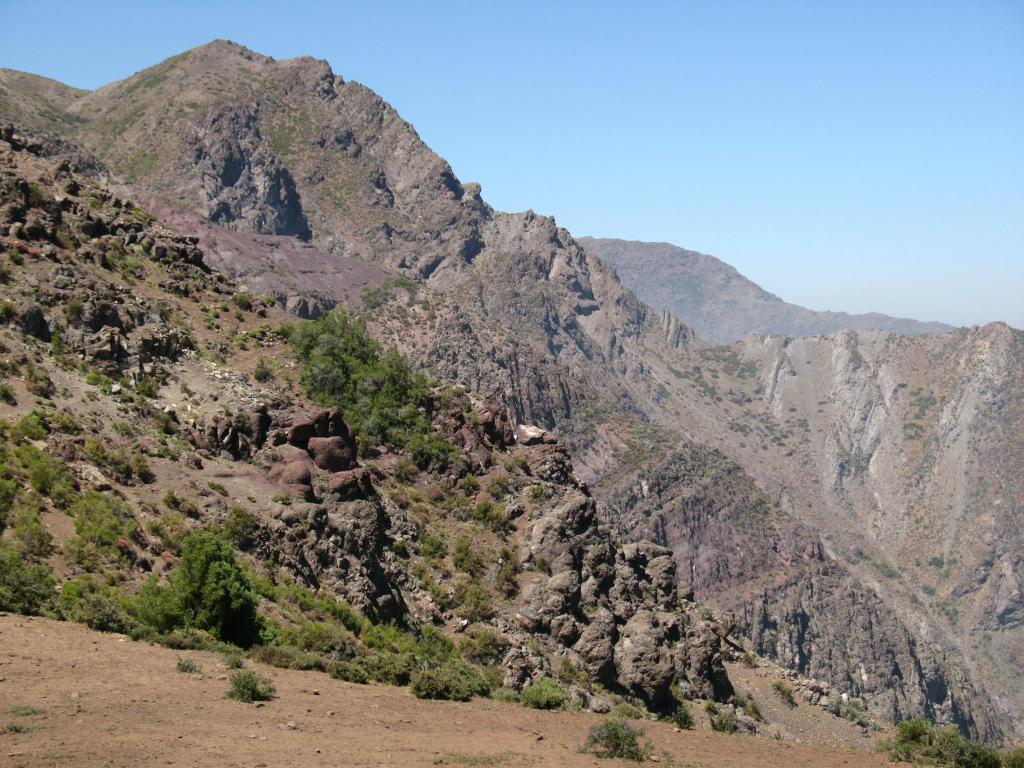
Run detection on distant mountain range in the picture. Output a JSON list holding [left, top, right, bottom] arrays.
[[578, 237, 954, 345]]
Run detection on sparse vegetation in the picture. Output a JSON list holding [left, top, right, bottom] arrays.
[[227, 669, 275, 702], [772, 680, 797, 708], [291, 307, 457, 469], [582, 718, 652, 761], [879, 718, 1000, 768], [705, 702, 739, 733], [520, 677, 565, 710]]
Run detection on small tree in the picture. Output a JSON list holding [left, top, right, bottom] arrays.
[[135, 530, 262, 646]]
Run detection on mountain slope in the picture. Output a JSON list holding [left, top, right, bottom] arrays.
[[1, 41, 1018, 741], [578, 237, 954, 345]]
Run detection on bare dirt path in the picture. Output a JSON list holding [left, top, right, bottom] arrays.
[[0, 616, 898, 768]]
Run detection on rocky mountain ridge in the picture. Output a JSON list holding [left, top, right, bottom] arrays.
[[0, 125, 748, 716], [2, 41, 1019, 741]]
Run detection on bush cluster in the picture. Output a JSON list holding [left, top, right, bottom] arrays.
[[521, 677, 566, 710], [135, 530, 263, 647], [583, 718, 652, 761], [290, 307, 457, 469], [881, 719, 1002, 768]]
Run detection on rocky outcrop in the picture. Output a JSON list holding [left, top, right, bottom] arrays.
[[184, 103, 311, 239], [605, 442, 1006, 741], [512, 446, 733, 708]]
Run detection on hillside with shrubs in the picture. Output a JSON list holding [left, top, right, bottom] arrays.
[[3, 119, 1023, 765]]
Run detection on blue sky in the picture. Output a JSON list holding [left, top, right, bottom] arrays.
[[2, 1, 1021, 327]]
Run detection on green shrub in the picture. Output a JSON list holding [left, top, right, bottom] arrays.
[[14, 444, 75, 505], [134, 530, 262, 647], [452, 536, 483, 575], [227, 670, 275, 702], [454, 578, 494, 622], [731, 691, 763, 722], [24, 367, 54, 398], [253, 358, 273, 382], [291, 307, 455, 468], [881, 719, 1000, 768], [363, 651, 416, 685], [249, 644, 322, 671], [11, 501, 53, 559], [58, 577, 134, 632], [222, 506, 260, 548], [277, 621, 353, 656], [67, 491, 137, 570], [329, 659, 370, 684], [1004, 747, 1024, 768], [610, 701, 648, 720], [410, 660, 491, 701], [824, 693, 870, 727], [706, 702, 738, 733], [232, 292, 253, 311], [772, 680, 797, 707], [460, 628, 510, 665], [0, 475, 17, 534], [418, 531, 447, 560], [176, 658, 200, 673], [671, 699, 695, 729], [470, 499, 511, 534], [69, 591, 134, 633], [223, 651, 245, 669], [393, 458, 418, 483], [521, 677, 565, 710], [11, 413, 47, 441], [0, 541, 54, 614], [582, 718, 653, 761]]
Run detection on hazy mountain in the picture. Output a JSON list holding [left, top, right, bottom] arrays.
[[578, 237, 954, 345]]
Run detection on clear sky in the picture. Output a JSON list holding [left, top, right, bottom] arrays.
[[2, 1, 1021, 328]]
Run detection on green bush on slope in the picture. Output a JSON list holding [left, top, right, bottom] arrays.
[[290, 307, 457, 469]]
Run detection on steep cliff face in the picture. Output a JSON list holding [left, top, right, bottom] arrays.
[[723, 326, 1024, 734], [603, 443, 1005, 741], [579, 237, 954, 344]]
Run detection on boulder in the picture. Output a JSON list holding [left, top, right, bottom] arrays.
[[268, 457, 316, 500], [614, 610, 678, 708], [307, 435, 356, 472], [18, 303, 50, 340], [324, 467, 373, 501]]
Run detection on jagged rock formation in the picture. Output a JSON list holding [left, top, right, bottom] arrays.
[[579, 237, 954, 344], [603, 442, 1004, 740]]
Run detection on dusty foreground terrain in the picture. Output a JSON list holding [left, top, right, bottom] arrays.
[[0, 616, 896, 768]]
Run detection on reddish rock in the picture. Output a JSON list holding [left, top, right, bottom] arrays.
[[324, 467, 373, 501], [286, 418, 317, 448], [307, 435, 357, 472], [268, 457, 316, 500]]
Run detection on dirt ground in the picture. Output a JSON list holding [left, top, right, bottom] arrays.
[[0, 615, 899, 768]]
